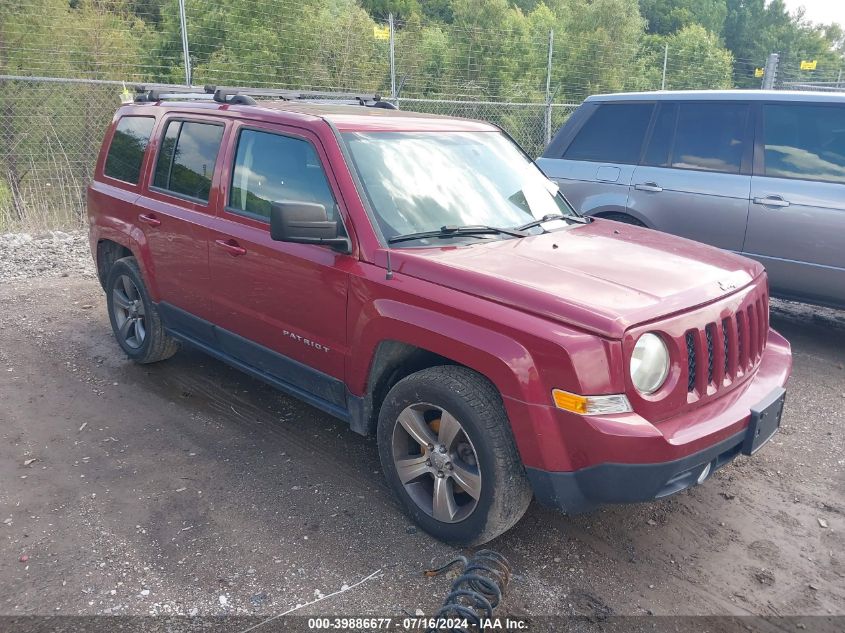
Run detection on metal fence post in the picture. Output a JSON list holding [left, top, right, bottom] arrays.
[[178, 0, 192, 86], [544, 29, 554, 147], [661, 43, 668, 90], [389, 13, 396, 101], [762, 53, 779, 90]]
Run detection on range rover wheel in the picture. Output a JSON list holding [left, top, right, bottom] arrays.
[[106, 257, 179, 364], [377, 366, 532, 545]]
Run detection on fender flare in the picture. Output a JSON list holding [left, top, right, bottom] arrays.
[[348, 298, 542, 404], [93, 222, 161, 301]]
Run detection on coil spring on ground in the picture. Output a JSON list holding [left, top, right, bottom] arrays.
[[425, 549, 511, 632]]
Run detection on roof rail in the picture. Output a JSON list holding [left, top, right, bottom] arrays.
[[133, 84, 397, 109]]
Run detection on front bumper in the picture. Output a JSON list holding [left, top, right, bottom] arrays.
[[521, 329, 791, 514], [527, 426, 745, 514]]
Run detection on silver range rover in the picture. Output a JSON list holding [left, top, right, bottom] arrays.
[[537, 90, 845, 310]]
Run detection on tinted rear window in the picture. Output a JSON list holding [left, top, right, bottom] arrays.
[[153, 120, 224, 202], [763, 103, 845, 184], [564, 103, 654, 165], [103, 116, 155, 184], [671, 103, 748, 174]]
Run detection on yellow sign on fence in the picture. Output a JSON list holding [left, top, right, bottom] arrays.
[[800, 60, 817, 70], [373, 25, 390, 41], [754, 68, 764, 78]]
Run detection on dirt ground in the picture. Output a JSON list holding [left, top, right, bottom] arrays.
[[1, 259, 844, 625]]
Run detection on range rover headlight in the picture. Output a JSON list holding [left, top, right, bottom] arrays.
[[630, 332, 670, 395]]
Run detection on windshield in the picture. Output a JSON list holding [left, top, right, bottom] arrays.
[[341, 131, 577, 245]]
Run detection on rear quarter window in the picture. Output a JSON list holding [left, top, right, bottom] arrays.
[[103, 116, 155, 184], [563, 103, 654, 165]]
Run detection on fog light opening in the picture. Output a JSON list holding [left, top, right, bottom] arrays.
[[697, 462, 713, 484]]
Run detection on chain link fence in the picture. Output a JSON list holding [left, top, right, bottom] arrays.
[[0, 77, 122, 230], [2, 0, 838, 231]]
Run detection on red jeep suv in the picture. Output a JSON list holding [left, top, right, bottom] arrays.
[[88, 86, 792, 545]]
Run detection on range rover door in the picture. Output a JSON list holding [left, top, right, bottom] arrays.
[[745, 102, 845, 308], [626, 101, 753, 252]]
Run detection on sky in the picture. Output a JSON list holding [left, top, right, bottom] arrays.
[[781, 0, 845, 28]]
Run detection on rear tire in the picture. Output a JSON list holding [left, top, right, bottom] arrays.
[[377, 366, 532, 545], [106, 257, 179, 364]]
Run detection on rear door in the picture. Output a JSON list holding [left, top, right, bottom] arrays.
[[745, 101, 845, 307], [207, 121, 353, 410], [627, 101, 753, 251], [537, 101, 654, 216], [138, 115, 227, 339]]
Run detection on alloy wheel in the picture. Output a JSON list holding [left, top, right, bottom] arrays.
[[112, 274, 147, 349], [391, 403, 482, 523]]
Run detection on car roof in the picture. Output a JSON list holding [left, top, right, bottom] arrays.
[[121, 99, 499, 132], [584, 89, 845, 104]]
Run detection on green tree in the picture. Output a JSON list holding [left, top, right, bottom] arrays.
[[725, 0, 843, 87], [359, 0, 420, 21], [551, 0, 646, 100], [662, 24, 734, 89], [640, 0, 727, 36]]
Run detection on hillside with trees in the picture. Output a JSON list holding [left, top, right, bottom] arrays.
[[1, 0, 843, 99], [1, 0, 844, 228]]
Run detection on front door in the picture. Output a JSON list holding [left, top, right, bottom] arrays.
[[208, 122, 353, 409], [745, 102, 845, 306], [627, 101, 753, 252]]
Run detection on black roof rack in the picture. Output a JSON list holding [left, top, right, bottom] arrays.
[[133, 84, 397, 109]]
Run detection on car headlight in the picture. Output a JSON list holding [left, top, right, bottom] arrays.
[[630, 332, 670, 394]]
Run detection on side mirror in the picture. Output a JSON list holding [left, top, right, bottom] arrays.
[[270, 201, 350, 252]]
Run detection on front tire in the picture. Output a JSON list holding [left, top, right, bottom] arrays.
[[377, 366, 532, 545], [106, 257, 179, 364]]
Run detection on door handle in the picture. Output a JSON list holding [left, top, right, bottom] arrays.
[[214, 238, 247, 257], [753, 195, 790, 208], [138, 213, 161, 227], [634, 182, 663, 192]]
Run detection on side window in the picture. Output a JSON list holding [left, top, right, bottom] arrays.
[[671, 103, 748, 174], [152, 120, 224, 202], [228, 129, 341, 225], [563, 103, 654, 165], [763, 104, 845, 184], [642, 103, 677, 167], [103, 116, 155, 184]]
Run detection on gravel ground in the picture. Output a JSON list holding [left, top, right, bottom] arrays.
[[1, 231, 843, 630], [0, 231, 96, 281]]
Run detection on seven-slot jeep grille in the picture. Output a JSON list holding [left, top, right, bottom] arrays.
[[684, 288, 769, 396]]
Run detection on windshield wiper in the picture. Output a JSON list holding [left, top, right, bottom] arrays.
[[387, 224, 527, 245], [515, 213, 590, 232]]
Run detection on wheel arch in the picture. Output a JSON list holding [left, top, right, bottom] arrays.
[[348, 300, 540, 438], [96, 239, 132, 290], [593, 210, 650, 227], [92, 224, 160, 300]]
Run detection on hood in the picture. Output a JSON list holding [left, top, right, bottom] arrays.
[[388, 219, 764, 339]]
